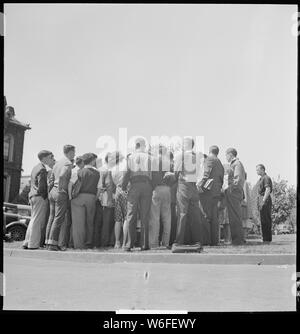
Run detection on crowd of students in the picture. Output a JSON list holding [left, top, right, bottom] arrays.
[[22, 137, 273, 252]]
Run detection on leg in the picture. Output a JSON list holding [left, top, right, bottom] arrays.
[[160, 187, 171, 247], [84, 194, 96, 248], [210, 197, 220, 246], [123, 184, 139, 249], [148, 187, 161, 248], [139, 183, 153, 250], [225, 187, 244, 245], [71, 194, 86, 249], [45, 194, 55, 245], [169, 202, 177, 246], [93, 200, 103, 248], [40, 198, 49, 247], [175, 183, 190, 245], [25, 197, 48, 249], [260, 199, 272, 242], [48, 191, 68, 246]]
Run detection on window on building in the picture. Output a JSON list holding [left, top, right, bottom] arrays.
[[4, 134, 14, 162]]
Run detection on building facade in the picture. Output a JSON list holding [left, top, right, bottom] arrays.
[[4, 98, 31, 202]]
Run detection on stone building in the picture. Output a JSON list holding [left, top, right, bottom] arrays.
[[4, 97, 31, 202]]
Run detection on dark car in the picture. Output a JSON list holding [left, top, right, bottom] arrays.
[[3, 202, 31, 241]]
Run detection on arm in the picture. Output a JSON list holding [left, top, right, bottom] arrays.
[[263, 186, 271, 204], [233, 162, 243, 187], [37, 169, 48, 199], [198, 157, 213, 189]]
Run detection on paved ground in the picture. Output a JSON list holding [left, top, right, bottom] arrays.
[[3, 256, 296, 311]]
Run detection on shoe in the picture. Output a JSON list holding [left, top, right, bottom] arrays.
[[22, 245, 28, 249], [48, 245, 59, 251], [27, 247, 39, 250], [58, 246, 67, 251], [141, 246, 150, 251], [123, 247, 131, 252]]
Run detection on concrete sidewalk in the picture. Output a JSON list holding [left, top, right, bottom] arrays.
[[4, 248, 296, 265]]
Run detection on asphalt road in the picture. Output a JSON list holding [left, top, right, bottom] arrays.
[[3, 256, 296, 311]]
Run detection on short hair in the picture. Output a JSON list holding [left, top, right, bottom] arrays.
[[256, 164, 265, 171], [82, 153, 96, 165], [135, 137, 146, 149], [38, 150, 53, 161], [209, 145, 219, 156], [226, 147, 237, 157], [63, 145, 75, 154], [75, 156, 83, 166]]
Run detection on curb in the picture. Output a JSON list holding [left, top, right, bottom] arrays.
[[4, 248, 296, 265]]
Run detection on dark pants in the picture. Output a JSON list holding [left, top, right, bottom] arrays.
[[124, 181, 152, 249], [225, 186, 244, 245], [59, 200, 73, 248], [200, 193, 220, 246], [40, 198, 50, 247], [93, 200, 103, 248], [169, 202, 177, 246], [46, 188, 69, 246], [101, 207, 115, 247], [175, 182, 204, 245], [260, 198, 272, 242]]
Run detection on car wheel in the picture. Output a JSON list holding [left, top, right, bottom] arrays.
[[7, 225, 26, 241]]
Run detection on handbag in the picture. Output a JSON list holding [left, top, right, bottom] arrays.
[[202, 178, 214, 191]]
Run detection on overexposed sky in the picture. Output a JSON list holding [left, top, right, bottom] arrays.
[[4, 4, 297, 186]]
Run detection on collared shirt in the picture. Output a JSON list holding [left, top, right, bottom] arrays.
[[227, 158, 246, 189], [174, 150, 203, 183], [258, 173, 273, 197], [51, 156, 73, 192]]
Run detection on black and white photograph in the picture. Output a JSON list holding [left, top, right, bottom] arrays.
[[2, 3, 298, 318]]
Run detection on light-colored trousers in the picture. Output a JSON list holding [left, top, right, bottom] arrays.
[[71, 193, 96, 249], [23, 196, 48, 248], [149, 185, 171, 248]]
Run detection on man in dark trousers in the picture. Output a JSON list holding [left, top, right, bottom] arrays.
[[198, 145, 224, 246], [122, 137, 153, 251], [173, 137, 205, 247], [23, 150, 54, 249], [256, 164, 273, 243], [224, 148, 246, 245]]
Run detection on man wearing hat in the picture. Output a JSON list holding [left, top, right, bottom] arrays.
[[46, 145, 75, 251], [224, 148, 246, 245], [71, 153, 100, 249], [23, 150, 55, 249], [122, 137, 153, 251]]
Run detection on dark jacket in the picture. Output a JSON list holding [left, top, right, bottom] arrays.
[[199, 155, 224, 197], [29, 163, 48, 200]]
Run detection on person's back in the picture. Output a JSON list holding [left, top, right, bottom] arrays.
[[205, 156, 224, 196], [52, 157, 73, 192], [127, 150, 152, 180], [78, 167, 100, 195], [29, 163, 48, 200]]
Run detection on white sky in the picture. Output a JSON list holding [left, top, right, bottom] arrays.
[[4, 4, 297, 186]]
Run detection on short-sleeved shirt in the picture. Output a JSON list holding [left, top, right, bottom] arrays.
[[258, 174, 273, 196]]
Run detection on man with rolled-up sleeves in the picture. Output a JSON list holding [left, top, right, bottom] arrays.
[[224, 148, 246, 245]]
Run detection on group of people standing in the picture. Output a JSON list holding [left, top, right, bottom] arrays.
[[22, 137, 273, 252]]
